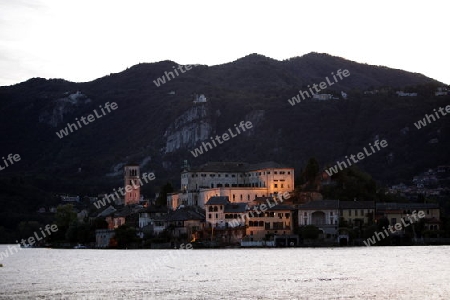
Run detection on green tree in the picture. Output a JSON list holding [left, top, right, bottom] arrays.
[[322, 166, 377, 201], [55, 204, 78, 229], [156, 182, 174, 207], [114, 225, 138, 248], [66, 222, 92, 244], [54, 204, 78, 241], [304, 157, 320, 183], [17, 221, 41, 239], [92, 218, 109, 230]]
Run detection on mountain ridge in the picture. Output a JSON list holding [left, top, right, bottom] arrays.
[[0, 52, 448, 198]]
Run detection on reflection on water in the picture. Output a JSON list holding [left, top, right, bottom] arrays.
[[0, 245, 449, 299]]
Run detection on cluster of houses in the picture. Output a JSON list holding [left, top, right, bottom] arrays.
[[364, 87, 449, 97], [388, 165, 450, 199], [86, 161, 444, 248]]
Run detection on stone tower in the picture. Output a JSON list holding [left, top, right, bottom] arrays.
[[124, 165, 140, 205]]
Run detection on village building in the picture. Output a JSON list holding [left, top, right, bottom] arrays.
[[138, 206, 168, 238], [168, 161, 295, 209], [165, 206, 205, 241], [376, 202, 441, 232], [298, 200, 375, 244]]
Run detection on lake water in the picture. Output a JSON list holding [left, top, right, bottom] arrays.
[[0, 245, 449, 299]]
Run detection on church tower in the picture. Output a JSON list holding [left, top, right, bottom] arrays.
[[124, 165, 140, 205]]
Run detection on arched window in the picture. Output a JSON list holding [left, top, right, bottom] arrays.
[[214, 206, 218, 212]]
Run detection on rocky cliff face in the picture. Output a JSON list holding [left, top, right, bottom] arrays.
[[38, 91, 91, 127], [243, 110, 265, 135], [164, 103, 213, 153]]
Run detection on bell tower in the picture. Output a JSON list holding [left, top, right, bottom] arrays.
[[124, 165, 140, 205]]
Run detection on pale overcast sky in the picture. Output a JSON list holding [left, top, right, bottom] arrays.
[[0, 0, 448, 86]]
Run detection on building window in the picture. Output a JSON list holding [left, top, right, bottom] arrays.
[[248, 195, 250, 201], [361, 210, 364, 216], [355, 210, 358, 216], [273, 222, 284, 230], [216, 213, 218, 218], [281, 184, 284, 188], [274, 171, 278, 174], [233, 194, 235, 200], [288, 171, 291, 174], [208, 214, 211, 219], [267, 171, 270, 174], [349, 210, 351, 216], [274, 184, 278, 188]]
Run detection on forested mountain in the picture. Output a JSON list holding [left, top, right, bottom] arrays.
[[0, 52, 448, 212]]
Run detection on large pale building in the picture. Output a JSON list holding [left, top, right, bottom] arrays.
[[167, 161, 295, 210]]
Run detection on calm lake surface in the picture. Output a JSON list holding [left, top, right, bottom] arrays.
[[0, 245, 449, 299]]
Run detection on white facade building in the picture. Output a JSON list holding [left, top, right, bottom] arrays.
[[168, 161, 295, 210]]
